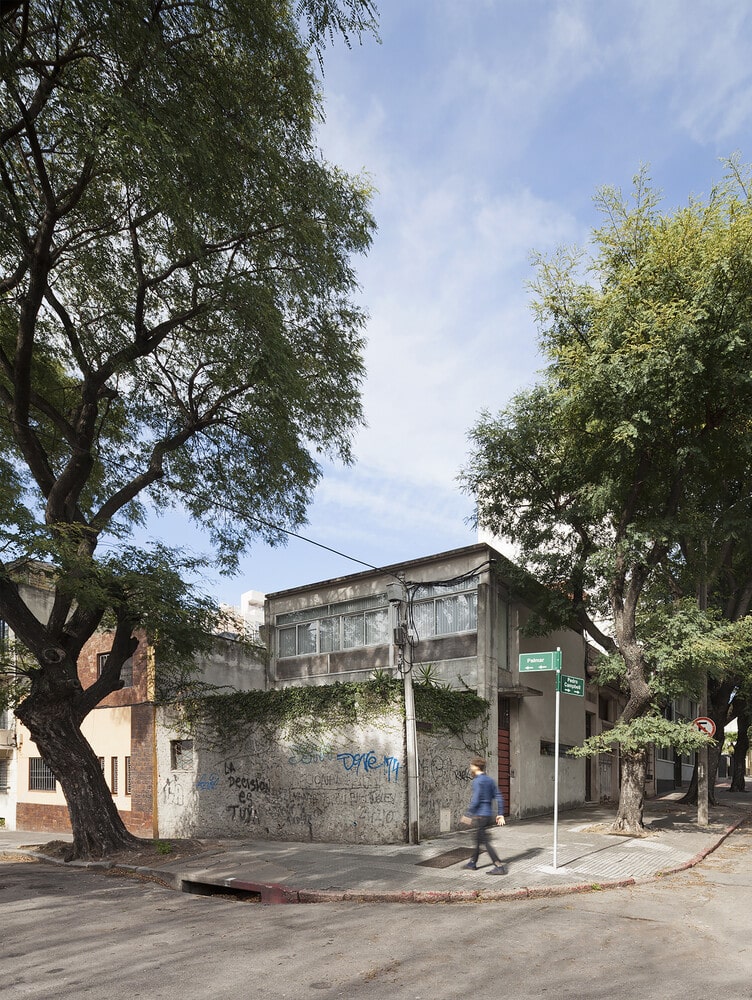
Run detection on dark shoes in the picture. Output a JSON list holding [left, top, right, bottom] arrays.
[[463, 861, 508, 874]]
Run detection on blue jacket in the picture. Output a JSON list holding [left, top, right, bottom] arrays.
[[467, 772, 503, 818]]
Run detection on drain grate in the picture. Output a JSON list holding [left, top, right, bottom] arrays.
[[182, 880, 261, 902], [416, 847, 474, 869]]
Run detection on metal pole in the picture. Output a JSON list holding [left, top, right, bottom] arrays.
[[553, 650, 561, 869], [698, 671, 709, 827], [698, 541, 709, 827]]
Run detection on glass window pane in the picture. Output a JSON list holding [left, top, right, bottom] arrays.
[[343, 614, 365, 649], [467, 592, 477, 630], [279, 627, 297, 658], [435, 596, 456, 635], [297, 621, 317, 655], [121, 657, 133, 687], [364, 608, 388, 645], [411, 601, 435, 640], [319, 616, 340, 653], [436, 593, 477, 635]]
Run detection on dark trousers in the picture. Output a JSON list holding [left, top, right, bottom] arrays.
[[471, 816, 501, 865]]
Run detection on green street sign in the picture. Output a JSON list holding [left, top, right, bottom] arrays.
[[558, 673, 585, 697], [518, 651, 562, 672]]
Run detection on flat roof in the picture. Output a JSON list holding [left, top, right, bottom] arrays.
[[266, 542, 508, 600]]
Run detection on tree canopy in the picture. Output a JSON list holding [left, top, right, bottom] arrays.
[[461, 165, 752, 831], [0, 0, 378, 856]]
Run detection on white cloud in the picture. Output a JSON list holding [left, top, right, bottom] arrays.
[[350, 180, 579, 490], [611, 0, 752, 143]]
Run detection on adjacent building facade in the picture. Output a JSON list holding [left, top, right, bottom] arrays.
[[4, 562, 266, 835]]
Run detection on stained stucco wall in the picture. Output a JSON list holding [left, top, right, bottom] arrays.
[[156, 710, 408, 843], [511, 618, 587, 817], [417, 725, 487, 838], [156, 707, 490, 844]]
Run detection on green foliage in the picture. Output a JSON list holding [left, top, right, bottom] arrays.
[[413, 683, 489, 739], [0, 0, 379, 850], [462, 163, 752, 691], [0, 0, 377, 684], [568, 714, 713, 758], [183, 678, 403, 750], [155, 840, 173, 856], [181, 676, 489, 751], [0, 0, 375, 623], [463, 164, 752, 823], [0, 640, 31, 710], [641, 601, 752, 703]]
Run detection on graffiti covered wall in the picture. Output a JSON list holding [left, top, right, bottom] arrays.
[[156, 709, 407, 843], [417, 722, 486, 838]]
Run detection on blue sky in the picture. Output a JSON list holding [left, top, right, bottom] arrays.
[[146, 1, 752, 607]]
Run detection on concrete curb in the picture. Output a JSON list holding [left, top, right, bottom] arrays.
[[5, 813, 748, 905], [653, 814, 748, 878]]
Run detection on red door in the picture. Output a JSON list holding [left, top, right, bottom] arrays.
[[497, 697, 511, 816]]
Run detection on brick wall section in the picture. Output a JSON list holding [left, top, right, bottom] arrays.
[[17, 801, 153, 837], [78, 630, 150, 708], [130, 702, 155, 836], [17, 802, 71, 832]]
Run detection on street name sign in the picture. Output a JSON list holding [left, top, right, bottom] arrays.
[[518, 651, 562, 672], [558, 674, 585, 697]]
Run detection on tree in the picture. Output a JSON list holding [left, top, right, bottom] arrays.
[[0, 0, 377, 858], [650, 477, 752, 803], [461, 167, 752, 834]]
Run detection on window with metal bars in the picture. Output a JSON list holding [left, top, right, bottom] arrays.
[[29, 757, 56, 791]]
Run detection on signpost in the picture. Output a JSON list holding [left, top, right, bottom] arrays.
[[517, 650, 585, 869]]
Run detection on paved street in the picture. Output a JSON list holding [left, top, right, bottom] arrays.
[[2, 820, 751, 1000]]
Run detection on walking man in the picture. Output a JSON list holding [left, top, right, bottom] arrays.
[[460, 756, 507, 874]]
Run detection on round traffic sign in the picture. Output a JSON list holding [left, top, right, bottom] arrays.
[[692, 716, 716, 736]]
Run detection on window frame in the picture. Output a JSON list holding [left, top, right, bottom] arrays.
[[97, 651, 133, 687], [276, 595, 390, 659], [29, 757, 56, 792], [170, 739, 194, 771]]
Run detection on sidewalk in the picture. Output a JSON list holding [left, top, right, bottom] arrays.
[[2, 786, 750, 904]]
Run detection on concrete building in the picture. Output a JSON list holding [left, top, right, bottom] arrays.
[[265, 543, 591, 820]]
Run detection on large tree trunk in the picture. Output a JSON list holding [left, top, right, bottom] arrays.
[[16, 687, 141, 860], [730, 699, 750, 793], [611, 749, 646, 834], [680, 677, 736, 807], [609, 631, 653, 834]]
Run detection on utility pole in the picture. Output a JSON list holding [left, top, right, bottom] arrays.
[[387, 582, 420, 844]]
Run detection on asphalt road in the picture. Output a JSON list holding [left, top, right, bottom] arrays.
[[2, 824, 751, 1000]]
